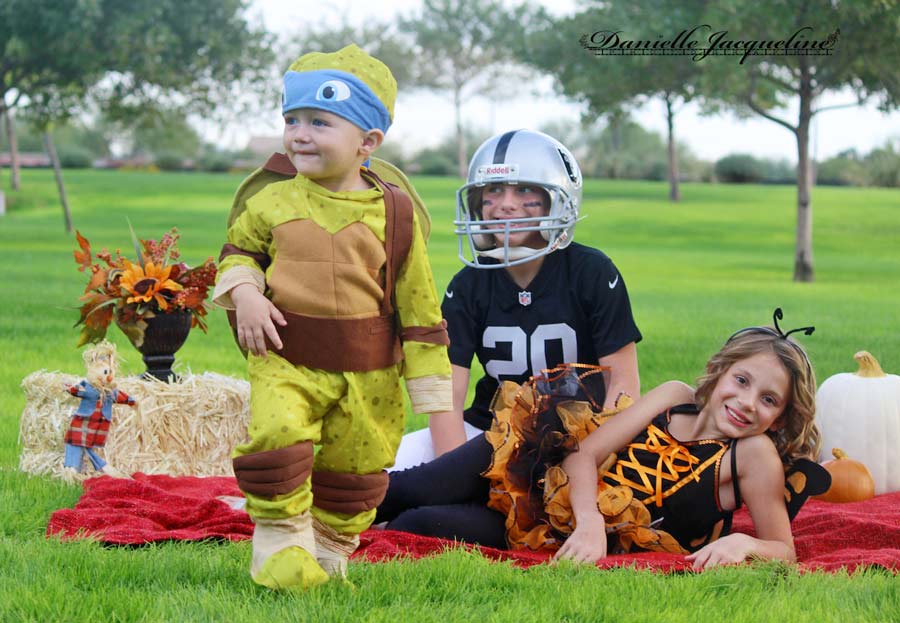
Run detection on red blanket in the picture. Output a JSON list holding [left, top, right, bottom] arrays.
[[47, 473, 900, 573]]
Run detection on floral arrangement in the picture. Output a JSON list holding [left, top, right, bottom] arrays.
[[74, 227, 217, 347]]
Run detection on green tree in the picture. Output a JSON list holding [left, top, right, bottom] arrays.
[[862, 140, 900, 188], [0, 118, 46, 153], [398, 0, 529, 177], [524, 1, 710, 201], [130, 111, 202, 160], [283, 21, 416, 90], [714, 153, 767, 183], [87, 0, 273, 122], [816, 149, 866, 187], [1, 0, 272, 229], [406, 126, 493, 176], [544, 115, 704, 182], [0, 0, 105, 190], [51, 121, 111, 160], [703, 0, 900, 281]]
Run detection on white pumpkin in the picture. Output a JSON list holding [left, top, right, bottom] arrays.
[[815, 351, 900, 495]]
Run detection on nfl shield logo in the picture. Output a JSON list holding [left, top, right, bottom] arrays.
[[518, 291, 532, 306]]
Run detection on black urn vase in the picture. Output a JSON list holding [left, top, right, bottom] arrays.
[[137, 311, 193, 381]]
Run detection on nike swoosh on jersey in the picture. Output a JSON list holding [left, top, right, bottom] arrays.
[[608, 275, 619, 289], [445, 290, 454, 298]]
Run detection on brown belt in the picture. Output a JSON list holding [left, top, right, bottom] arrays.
[[227, 308, 402, 372]]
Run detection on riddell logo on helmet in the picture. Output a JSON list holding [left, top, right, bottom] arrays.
[[476, 164, 519, 182]]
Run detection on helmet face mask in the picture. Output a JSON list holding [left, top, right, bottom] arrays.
[[455, 130, 583, 269]]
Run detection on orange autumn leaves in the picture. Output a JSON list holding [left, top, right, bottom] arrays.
[[74, 229, 216, 347]]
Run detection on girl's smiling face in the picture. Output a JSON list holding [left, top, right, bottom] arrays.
[[706, 350, 791, 439]]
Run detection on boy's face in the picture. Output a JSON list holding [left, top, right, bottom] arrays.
[[480, 183, 550, 249], [282, 108, 375, 192]]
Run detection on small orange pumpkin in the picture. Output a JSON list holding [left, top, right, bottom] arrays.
[[815, 448, 875, 503]]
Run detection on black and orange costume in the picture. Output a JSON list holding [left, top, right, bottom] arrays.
[[482, 374, 741, 555], [378, 368, 741, 555], [379, 364, 828, 554]]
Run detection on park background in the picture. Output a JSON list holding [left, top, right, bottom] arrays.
[[1, 1, 898, 621]]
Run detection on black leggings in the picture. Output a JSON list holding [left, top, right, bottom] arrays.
[[375, 434, 508, 549]]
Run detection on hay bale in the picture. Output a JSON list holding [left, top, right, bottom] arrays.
[[19, 370, 250, 481]]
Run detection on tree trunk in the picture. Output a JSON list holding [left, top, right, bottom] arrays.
[[793, 64, 815, 283], [609, 113, 623, 179], [454, 83, 467, 179], [42, 131, 73, 233], [664, 94, 680, 202], [2, 107, 21, 191]]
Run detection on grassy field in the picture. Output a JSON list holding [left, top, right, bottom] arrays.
[[0, 168, 897, 621]]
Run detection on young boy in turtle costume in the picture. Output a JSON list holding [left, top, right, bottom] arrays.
[[213, 44, 452, 590]]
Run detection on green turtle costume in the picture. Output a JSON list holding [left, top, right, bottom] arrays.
[[214, 45, 451, 590]]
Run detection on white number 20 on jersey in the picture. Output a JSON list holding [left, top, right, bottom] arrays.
[[482, 323, 577, 379]]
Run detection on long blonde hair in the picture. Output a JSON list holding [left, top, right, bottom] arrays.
[[694, 331, 820, 466]]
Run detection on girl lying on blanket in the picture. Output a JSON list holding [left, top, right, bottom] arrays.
[[376, 309, 830, 569]]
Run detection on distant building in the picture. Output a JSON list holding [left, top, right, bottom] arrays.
[[232, 135, 282, 170], [0, 152, 51, 167], [245, 136, 283, 157]]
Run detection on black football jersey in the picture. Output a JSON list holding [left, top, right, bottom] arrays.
[[442, 243, 642, 430]]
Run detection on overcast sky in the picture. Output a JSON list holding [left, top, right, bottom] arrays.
[[227, 0, 900, 163]]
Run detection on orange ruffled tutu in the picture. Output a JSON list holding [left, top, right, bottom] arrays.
[[481, 365, 688, 556]]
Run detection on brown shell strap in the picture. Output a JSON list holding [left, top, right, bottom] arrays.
[[365, 169, 414, 316], [262, 152, 297, 176], [366, 170, 413, 315]]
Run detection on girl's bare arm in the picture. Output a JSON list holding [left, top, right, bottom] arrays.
[[555, 381, 694, 563], [598, 342, 640, 410], [686, 435, 795, 569]]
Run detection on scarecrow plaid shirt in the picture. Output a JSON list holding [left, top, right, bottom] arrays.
[[64, 382, 134, 448]]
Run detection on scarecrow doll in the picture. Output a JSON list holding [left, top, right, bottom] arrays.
[[63, 340, 135, 478]]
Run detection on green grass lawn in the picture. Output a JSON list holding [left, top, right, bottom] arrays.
[[1, 168, 898, 621]]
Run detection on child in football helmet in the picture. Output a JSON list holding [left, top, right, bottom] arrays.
[[455, 130, 582, 269], [391, 130, 641, 470]]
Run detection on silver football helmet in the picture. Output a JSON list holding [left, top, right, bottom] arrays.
[[455, 130, 583, 269]]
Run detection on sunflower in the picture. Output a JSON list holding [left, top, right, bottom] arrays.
[[119, 259, 183, 310]]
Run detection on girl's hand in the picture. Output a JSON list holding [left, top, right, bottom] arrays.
[[685, 533, 756, 570], [554, 517, 608, 564], [231, 284, 286, 357]]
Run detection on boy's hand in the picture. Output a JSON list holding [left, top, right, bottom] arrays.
[[553, 516, 607, 564], [231, 284, 286, 357]]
